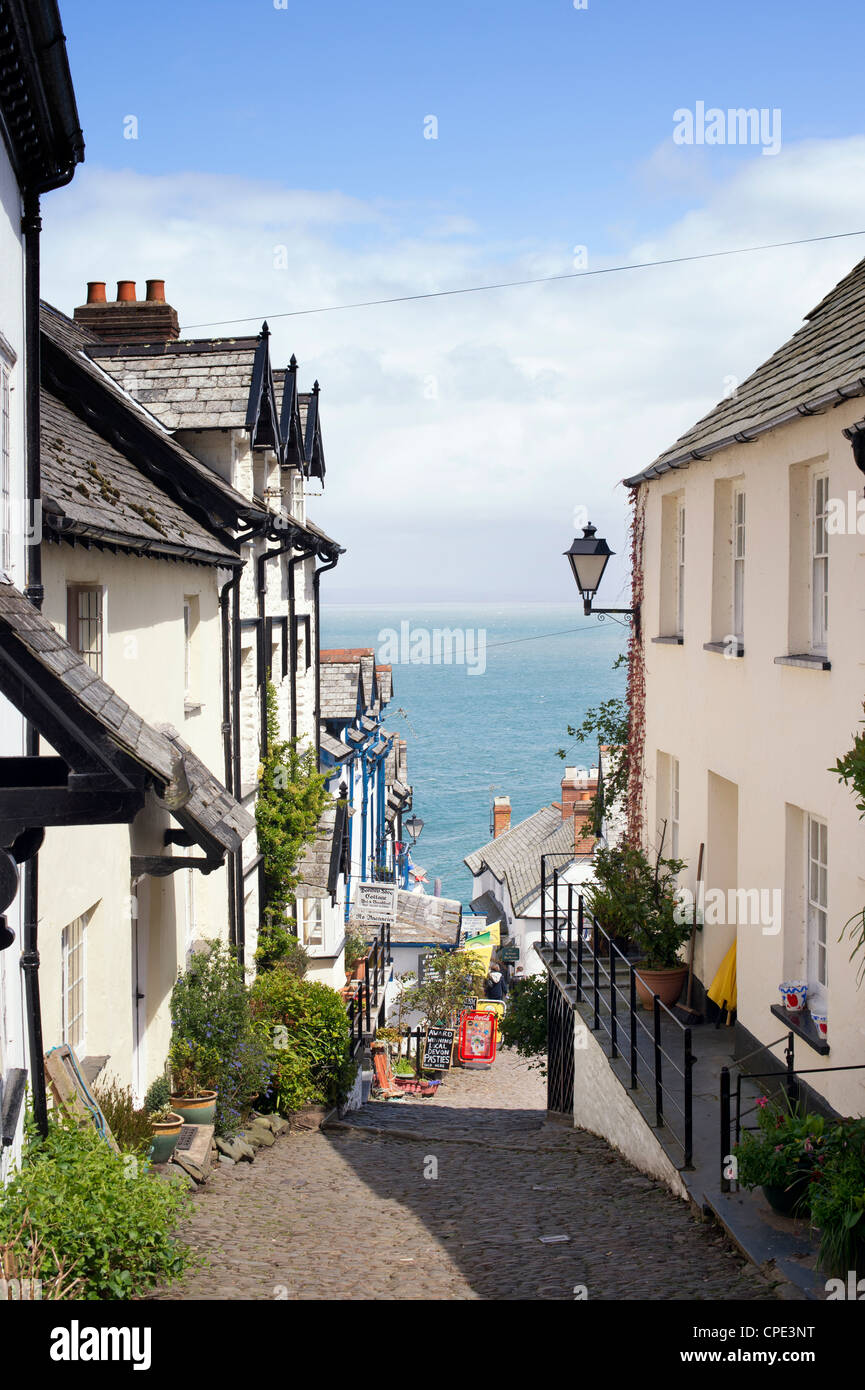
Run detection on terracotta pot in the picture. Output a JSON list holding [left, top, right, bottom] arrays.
[[634, 965, 688, 1010], [148, 1112, 184, 1164], [169, 1089, 218, 1126]]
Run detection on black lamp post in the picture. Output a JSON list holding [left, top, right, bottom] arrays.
[[564, 523, 639, 632], [404, 813, 424, 845]]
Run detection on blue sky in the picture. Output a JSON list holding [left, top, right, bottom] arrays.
[[43, 0, 865, 601]]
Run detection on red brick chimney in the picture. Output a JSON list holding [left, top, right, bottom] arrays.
[[73, 278, 180, 344], [493, 796, 511, 839]]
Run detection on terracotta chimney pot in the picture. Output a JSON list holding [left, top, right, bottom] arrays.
[[86, 281, 106, 304], [116, 281, 137, 303], [145, 279, 166, 302]]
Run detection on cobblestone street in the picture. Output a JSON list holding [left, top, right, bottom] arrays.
[[152, 1049, 782, 1301]]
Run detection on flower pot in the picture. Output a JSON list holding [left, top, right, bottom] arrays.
[[148, 1112, 184, 1164], [634, 965, 688, 1010], [169, 1090, 218, 1126], [762, 1173, 811, 1217]]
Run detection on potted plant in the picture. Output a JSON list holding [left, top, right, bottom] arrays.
[[585, 843, 689, 1008], [809, 1116, 865, 1276], [375, 1026, 401, 1058], [168, 1038, 220, 1126], [734, 1095, 825, 1216], [147, 1108, 185, 1164]]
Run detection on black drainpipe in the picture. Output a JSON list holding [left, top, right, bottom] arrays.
[[313, 549, 344, 771], [231, 574, 245, 966], [219, 572, 238, 949], [256, 530, 300, 755]]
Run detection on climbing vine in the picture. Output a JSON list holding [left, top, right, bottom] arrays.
[[831, 701, 865, 984], [625, 483, 647, 847], [255, 682, 327, 970]]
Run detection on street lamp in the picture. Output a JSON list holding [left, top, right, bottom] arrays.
[[564, 523, 639, 632], [404, 813, 424, 845]]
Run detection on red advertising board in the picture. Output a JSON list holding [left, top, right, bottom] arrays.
[[457, 1010, 498, 1065]]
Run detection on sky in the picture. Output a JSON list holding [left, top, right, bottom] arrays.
[[39, 0, 865, 602]]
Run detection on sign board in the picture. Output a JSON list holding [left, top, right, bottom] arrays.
[[500, 945, 520, 962], [423, 1026, 456, 1070], [458, 1010, 498, 1065], [353, 882, 397, 925]]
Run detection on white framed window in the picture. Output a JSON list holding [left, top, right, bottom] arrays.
[[298, 897, 325, 948], [811, 473, 829, 655], [67, 585, 104, 675], [676, 501, 686, 637], [670, 757, 680, 860], [806, 816, 828, 996], [183, 600, 192, 696], [0, 358, 10, 573], [733, 488, 745, 643], [62, 912, 88, 1051]]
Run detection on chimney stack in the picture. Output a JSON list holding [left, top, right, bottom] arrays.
[[73, 277, 181, 345], [493, 796, 511, 839]]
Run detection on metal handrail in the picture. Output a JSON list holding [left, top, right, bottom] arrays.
[[544, 887, 695, 1168]]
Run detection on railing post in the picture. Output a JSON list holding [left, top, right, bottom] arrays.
[[785, 1031, 797, 1108], [566, 884, 573, 985], [629, 966, 637, 1089], [592, 927, 600, 1031], [720, 1065, 731, 1192], [683, 1027, 694, 1169], [576, 896, 584, 1002], [653, 994, 663, 1128], [415, 1027, 422, 1077], [540, 857, 546, 947], [552, 869, 559, 966], [364, 964, 371, 1033], [609, 945, 618, 1059]]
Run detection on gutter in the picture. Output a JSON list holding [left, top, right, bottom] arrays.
[[313, 548, 344, 771], [623, 379, 865, 488]]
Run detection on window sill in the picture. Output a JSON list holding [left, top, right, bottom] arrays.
[[703, 641, 744, 658], [770, 1003, 830, 1055], [651, 635, 684, 646], [183, 700, 204, 717], [773, 654, 831, 671]]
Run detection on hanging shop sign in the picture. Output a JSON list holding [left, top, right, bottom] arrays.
[[353, 882, 397, 925]]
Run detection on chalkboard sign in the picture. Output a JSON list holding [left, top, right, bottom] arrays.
[[423, 1026, 455, 1070]]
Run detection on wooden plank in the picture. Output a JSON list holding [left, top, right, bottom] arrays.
[[43, 1045, 119, 1152]]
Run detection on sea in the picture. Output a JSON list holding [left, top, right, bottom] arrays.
[[320, 604, 628, 910]]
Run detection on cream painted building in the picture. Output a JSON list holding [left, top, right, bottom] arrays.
[[30, 304, 255, 1100], [625, 256, 865, 1115], [75, 293, 343, 969]]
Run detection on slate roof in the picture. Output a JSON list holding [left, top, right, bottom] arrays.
[[376, 665, 393, 704], [359, 888, 462, 946], [295, 796, 340, 898], [41, 304, 258, 527], [625, 255, 865, 486], [0, 579, 253, 857], [40, 389, 237, 563], [319, 729, 351, 763], [87, 337, 261, 433], [464, 806, 581, 916], [320, 662, 362, 721]]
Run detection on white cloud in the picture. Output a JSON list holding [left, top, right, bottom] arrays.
[[39, 139, 865, 598]]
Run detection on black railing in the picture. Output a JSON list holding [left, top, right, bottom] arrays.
[[540, 882, 695, 1170], [719, 1037, 865, 1193], [346, 923, 393, 1059]]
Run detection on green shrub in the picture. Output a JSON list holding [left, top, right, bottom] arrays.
[[250, 965, 353, 1113], [92, 1077, 153, 1154], [809, 1117, 865, 1276], [500, 975, 547, 1069], [585, 842, 689, 967], [734, 1095, 826, 1204], [0, 1117, 196, 1299], [170, 940, 272, 1136], [255, 917, 310, 975], [143, 1074, 171, 1115], [343, 930, 368, 972]]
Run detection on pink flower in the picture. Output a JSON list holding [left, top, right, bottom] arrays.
[[756, 1096, 769, 1108]]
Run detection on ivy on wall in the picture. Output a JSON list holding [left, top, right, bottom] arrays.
[[255, 682, 328, 970], [831, 702, 865, 984]]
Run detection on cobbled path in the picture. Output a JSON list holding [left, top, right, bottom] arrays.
[[152, 1048, 781, 1301]]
